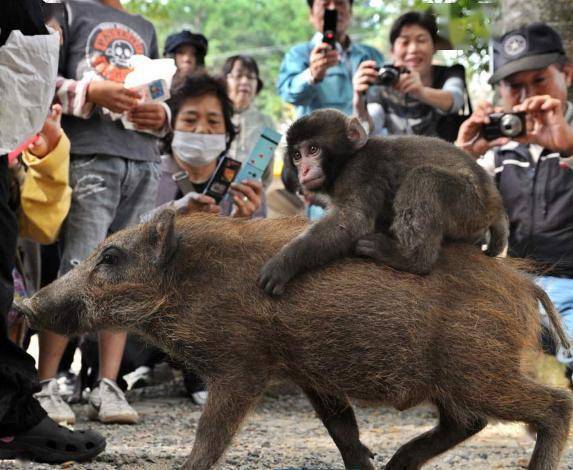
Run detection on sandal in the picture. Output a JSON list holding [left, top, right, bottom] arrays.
[[0, 416, 106, 463]]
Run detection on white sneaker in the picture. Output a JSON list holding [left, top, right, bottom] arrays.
[[88, 378, 139, 424], [191, 391, 208, 406], [35, 379, 76, 424]]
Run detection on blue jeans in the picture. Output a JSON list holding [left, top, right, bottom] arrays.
[[59, 155, 160, 276], [536, 275, 573, 368]]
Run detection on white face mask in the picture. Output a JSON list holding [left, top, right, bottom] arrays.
[[172, 131, 227, 167], [0, 29, 60, 154]]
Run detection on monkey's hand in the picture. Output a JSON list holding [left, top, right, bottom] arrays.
[[355, 232, 395, 263], [258, 255, 293, 296]]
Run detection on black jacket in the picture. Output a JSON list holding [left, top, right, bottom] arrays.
[[493, 139, 573, 276]]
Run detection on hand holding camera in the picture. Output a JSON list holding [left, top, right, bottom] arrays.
[[455, 101, 511, 157], [513, 95, 573, 155], [457, 96, 573, 158], [309, 43, 339, 83]]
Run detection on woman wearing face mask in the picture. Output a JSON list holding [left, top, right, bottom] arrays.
[[154, 72, 264, 219], [223, 55, 276, 189], [353, 11, 470, 141]]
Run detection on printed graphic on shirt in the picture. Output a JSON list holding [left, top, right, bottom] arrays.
[[85, 22, 147, 83]]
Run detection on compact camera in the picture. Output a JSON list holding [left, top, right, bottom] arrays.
[[374, 65, 410, 87], [482, 112, 526, 141]]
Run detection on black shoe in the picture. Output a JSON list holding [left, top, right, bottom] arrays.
[[0, 416, 106, 463]]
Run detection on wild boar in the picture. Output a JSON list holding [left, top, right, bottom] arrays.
[[17, 211, 572, 470]]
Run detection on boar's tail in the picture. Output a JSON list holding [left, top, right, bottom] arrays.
[[485, 213, 509, 257], [535, 284, 571, 351]]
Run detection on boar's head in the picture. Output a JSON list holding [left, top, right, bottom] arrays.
[[17, 210, 179, 337]]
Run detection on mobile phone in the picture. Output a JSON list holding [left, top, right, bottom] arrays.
[[202, 156, 242, 204], [322, 9, 337, 49], [233, 127, 282, 185]]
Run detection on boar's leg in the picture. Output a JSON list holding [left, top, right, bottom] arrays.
[[484, 380, 572, 470], [182, 378, 266, 470], [384, 404, 487, 470], [303, 387, 375, 470]]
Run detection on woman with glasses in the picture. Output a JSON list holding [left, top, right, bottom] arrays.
[[223, 55, 276, 189]]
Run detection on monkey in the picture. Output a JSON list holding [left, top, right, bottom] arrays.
[[258, 108, 509, 296]]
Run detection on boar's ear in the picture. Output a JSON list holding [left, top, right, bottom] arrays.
[[346, 117, 368, 150], [152, 210, 179, 268]]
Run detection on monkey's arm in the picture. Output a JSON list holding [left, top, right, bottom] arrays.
[[259, 206, 375, 296]]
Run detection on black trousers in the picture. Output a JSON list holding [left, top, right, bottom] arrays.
[[0, 156, 46, 437]]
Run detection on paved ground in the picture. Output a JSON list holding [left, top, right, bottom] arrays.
[[2, 372, 573, 470]]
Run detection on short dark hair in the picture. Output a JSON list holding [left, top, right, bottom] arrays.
[[389, 11, 438, 46], [306, 0, 353, 8], [168, 72, 237, 150], [222, 55, 264, 94]]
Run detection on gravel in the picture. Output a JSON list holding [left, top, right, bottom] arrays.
[[2, 377, 573, 470]]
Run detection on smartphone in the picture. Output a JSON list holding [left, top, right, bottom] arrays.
[[322, 9, 338, 49], [202, 156, 242, 204], [233, 127, 282, 185]]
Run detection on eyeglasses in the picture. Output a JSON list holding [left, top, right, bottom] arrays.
[[227, 72, 258, 81]]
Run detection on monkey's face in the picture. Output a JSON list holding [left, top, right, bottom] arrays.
[[286, 109, 369, 194], [290, 141, 326, 192]]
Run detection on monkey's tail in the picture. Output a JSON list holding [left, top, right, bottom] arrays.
[[535, 284, 571, 351], [485, 213, 509, 257]]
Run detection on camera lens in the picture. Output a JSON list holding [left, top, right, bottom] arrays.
[[500, 114, 524, 137], [378, 68, 399, 87]]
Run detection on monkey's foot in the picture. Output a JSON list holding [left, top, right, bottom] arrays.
[[258, 257, 292, 296], [355, 232, 395, 262]]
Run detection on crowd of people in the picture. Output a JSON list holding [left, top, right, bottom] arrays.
[[0, 0, 572, 464]]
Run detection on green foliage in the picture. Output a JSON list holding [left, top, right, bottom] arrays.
[[123, 0, 497, 122]]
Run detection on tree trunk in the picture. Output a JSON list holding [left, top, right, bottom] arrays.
[[500, 0, 573, 62]]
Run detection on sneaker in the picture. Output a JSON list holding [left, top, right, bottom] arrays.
[[191, 391, 208, 406], [88, 378, 139, 424], [35, 379, 76, 425]]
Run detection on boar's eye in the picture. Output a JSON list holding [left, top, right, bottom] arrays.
[[98, 246, 123, 267]]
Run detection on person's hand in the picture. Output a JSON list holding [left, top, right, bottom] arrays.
[[513, 95, 573, 155], [352, 60, 378, 118], [231, 180, 263, 218], [455, 101, 510, 158], [126, 103, 167, 131], [28, 105, 63, 158], [309, 43, 339, 83], [174, 192, 220, 215], [86, 80, 141, 113], [395, 69, 424, 97]]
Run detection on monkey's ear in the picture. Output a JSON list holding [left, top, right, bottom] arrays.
[[346, 117, 368, 149]]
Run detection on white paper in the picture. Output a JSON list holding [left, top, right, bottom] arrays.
[[0, 30, 60, 154]]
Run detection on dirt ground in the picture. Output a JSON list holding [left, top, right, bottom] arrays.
[[2, 357, 573, 470]]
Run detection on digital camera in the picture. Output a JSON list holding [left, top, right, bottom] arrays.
[[374, 65, 410, 87], [482, 112, 526, 141]]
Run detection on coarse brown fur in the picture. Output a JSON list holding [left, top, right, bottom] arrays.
[[19, 212, 572, 470]]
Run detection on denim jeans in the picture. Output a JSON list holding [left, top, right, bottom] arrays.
[[59, 154, 160, 276], [536, 275, 573, 368]]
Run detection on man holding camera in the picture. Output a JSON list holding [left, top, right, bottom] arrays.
[[277, 0, 383, 118], [456, 23, 573, 385]]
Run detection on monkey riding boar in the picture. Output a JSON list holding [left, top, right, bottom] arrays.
[[17, 212, 571, 470], [259, 109, 508, 296]]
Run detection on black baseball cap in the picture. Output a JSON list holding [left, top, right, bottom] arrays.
[[489, 23, 566, 84], [163, 30, 208, 58]]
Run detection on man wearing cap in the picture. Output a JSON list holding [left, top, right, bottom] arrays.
[[164, 29, 209, 89], [277, 0, 383, 118], [456, 22, 573, 385]]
